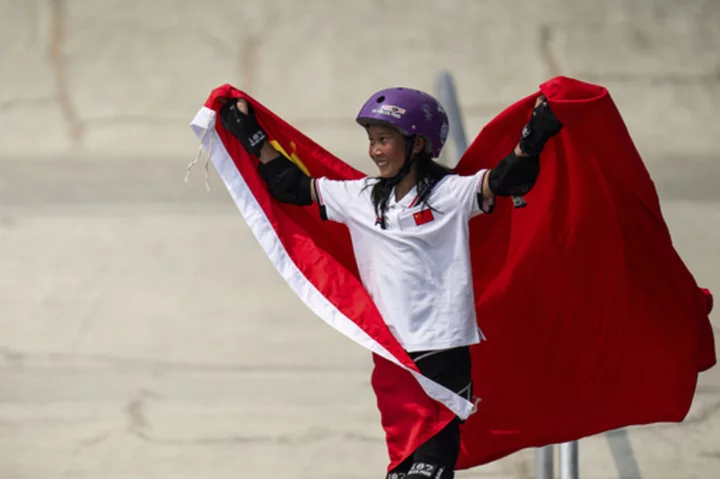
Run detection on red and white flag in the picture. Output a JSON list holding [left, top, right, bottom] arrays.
[[190, 76, 715, 472]]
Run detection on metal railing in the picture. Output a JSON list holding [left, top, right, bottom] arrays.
[[433, 70, 579, 479], [435, 71, 470, 164]]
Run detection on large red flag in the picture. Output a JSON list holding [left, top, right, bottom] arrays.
[[190, 76, 715, 472]]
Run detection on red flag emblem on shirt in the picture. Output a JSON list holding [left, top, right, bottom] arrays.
[[413, 209, 434, 226]]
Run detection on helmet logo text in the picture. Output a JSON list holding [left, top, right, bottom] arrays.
[[371, 104, 406, 119]]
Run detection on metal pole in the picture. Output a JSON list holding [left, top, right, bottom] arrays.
[[434, 70, 469, 159], [560, 441, 579, 479], [605, 429, 642, 479], [535, 445, 554, 479], [435, 69, 550, 477]]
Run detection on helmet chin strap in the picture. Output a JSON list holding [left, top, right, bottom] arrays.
[[373, 135, 419, 230], [385, 135, 417, 188]]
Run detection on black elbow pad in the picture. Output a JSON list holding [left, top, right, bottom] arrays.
[[488, 151, 540, 197], [257, 156, 313, 205]]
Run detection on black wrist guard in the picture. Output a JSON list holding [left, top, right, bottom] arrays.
[[488, 151, 540, 197], [518, 99, 563, 156], [219, 100, 268, 156], [258, 155, 313, 205]]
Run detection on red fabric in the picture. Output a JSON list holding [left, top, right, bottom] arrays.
[[202, 76, 715, 471]]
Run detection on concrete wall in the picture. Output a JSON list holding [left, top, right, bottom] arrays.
[[1, 0, 719, 165]]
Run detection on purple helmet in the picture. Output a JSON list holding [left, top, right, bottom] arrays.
[[356, 87, 449, 158]]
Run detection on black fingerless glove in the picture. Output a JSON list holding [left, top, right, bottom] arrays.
[[219, 100, 268, 156], [518, 100, 563, 156]]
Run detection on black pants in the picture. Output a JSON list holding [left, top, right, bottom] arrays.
[[387, 346, 472, 479]]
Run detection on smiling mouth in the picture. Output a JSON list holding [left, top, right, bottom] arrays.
[[375, 160, 389, 168]]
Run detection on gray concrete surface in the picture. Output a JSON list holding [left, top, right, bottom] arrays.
[[1, 0, 719, 161], [1, 158, 718, 479], [1, 1, 719, 478]]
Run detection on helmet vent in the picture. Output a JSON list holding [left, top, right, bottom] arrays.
[[376, 95, 385, 103]]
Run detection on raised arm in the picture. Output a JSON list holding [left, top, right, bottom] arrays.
[[482, 95, 563, 200], [219, 98, 317, 204]]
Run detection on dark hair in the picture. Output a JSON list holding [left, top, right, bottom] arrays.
[[368, 136, 453, 229]]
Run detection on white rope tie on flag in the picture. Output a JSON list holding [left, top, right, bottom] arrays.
[[203, 130, 214, 191], [185, 115, 215, 191], [470, 396, 481, 416]]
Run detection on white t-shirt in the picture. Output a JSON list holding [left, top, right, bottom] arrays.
[[315, 170, 494, 352]]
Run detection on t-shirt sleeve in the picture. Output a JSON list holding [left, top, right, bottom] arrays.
[[315, 177, 363, 224], [450, 169, 495, 218]]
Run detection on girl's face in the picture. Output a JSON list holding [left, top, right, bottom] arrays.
[[367, 125, 409, 178]]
